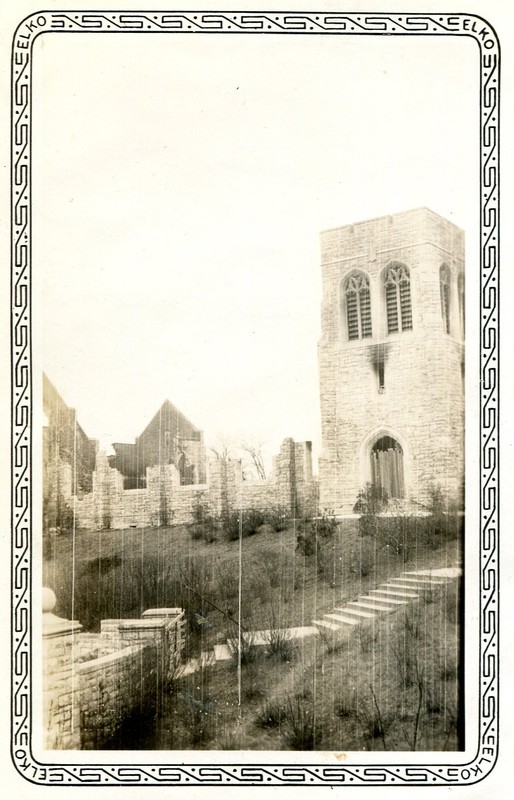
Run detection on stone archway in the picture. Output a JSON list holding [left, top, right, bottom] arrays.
[[370, 435, 405, 499]]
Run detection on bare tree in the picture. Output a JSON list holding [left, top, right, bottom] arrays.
[[241, 440, 267, 481], [209, 435, 236, 517], [209, 435, 234, 465]]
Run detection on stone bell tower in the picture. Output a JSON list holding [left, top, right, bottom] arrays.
[[317, 208, 465, 515]]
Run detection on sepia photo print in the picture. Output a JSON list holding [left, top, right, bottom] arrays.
[[9, 4, 499, 789]]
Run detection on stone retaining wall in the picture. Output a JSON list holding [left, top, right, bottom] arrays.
[[42, 590, 185, 750]]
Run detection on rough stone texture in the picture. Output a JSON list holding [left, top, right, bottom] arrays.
[[318, 208, 465, 514], [42, 612, 83, 750], [43, 604, 185, 750], [43, 374, 97, 500], [70, 437, 317, 530]]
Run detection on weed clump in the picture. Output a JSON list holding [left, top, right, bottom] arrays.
[[254, 699, 285, 729], [296, 514, 338, 556], [281, 694, 322, 750]]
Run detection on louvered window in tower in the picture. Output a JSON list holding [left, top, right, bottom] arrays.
[[440, 265, 451, 334], [344, 273, 372, 340], [384, 263, 412, 333]]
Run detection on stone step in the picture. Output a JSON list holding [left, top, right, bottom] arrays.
[[324, 612, 361, 627], [214, 644, 232, 662], [371, 588, 419, 600], [395, 576, 447, 586], [312, 567, 458, 640], [200, 650, 216, 666], [348, 600, 396, 613], [403, 568, 460, 579], [333, 606, 376, 620], [380, 583, 421, 593], [176, 658, 199, 677], [358, 594, 409, 606], [381, 582, 428, 592], [312, 619, 342, 632]]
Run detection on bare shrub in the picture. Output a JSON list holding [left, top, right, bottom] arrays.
[[255, 699, 285, 729], [227, 626, 260, 667], [425, 684, 444, 715], [355, 621, 379, 654], [420, 586, 437, 604], [317, 627, 348, 655], [281, 694, 322, 750], [346, 538, 375, 579], [335, 689, 358, 720], [393, 633, 419, 690], [315, 514, 339, 539], [214, 561, 239, 617], [258, 548, 287, 589], [222, 508, 266, 541], [264, 628, 295, 663], [177, 689, 215, 746], [243, 572, 272, 606], [296, 514, 338, 559], [353, 483, 388, 518], [444, 580, 460, 624], [439, 659, 458, 682], [83, 554, 123, 576], [241, 661, 267, 701], [262, 603, 296, 661], [218, 731, 240, 750], [403, 607, 423, 640], [264, 506, 289, 532], [357, 687, 396, 750]]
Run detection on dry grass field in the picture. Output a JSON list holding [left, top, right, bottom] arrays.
[[43, 513, 461, 751]]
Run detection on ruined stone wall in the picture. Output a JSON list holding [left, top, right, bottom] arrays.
[[70, 437, 317, 531], [43, 373, 97, 495], [183, 434, 207, 485], [239, 480, 279, 511], [171, 485, 210, 525], [318, 208, 465, 514]]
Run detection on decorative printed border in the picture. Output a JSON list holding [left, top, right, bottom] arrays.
[[11, 9, 499, 786]]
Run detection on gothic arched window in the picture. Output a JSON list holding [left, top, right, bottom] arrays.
[[440, 264, 451, 334], [384, 263, 412, 334], [343, 272, 372, 340]]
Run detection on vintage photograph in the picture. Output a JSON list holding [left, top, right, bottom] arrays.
[[11, 8, 494, 776], [39, 24, 470, 754]]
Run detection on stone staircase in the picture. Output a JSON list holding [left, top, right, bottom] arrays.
[[176, 568, 461, 675], [312, 567, 460, 633]]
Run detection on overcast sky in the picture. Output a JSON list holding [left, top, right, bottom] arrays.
[[33, 32, 478, 470]]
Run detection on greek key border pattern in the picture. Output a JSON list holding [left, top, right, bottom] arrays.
[[11, 10, 499, 787]]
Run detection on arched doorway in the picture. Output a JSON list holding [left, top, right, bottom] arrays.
[[370, 435, 405, 499]]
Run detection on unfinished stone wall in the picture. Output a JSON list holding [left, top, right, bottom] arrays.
[[43, 373, 97, 496], [239, 480, 279, 511], [42, 588, 185, 750], [66, 437, 317, 531]]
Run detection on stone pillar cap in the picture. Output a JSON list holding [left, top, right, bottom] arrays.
[[142, 608, 183, 618], [42, 587, 82, 637]]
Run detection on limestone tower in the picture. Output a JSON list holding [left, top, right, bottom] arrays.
[[318, 208, 465, 515]]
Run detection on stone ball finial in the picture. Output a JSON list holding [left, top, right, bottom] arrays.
[[42, 587, 56, 613]]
